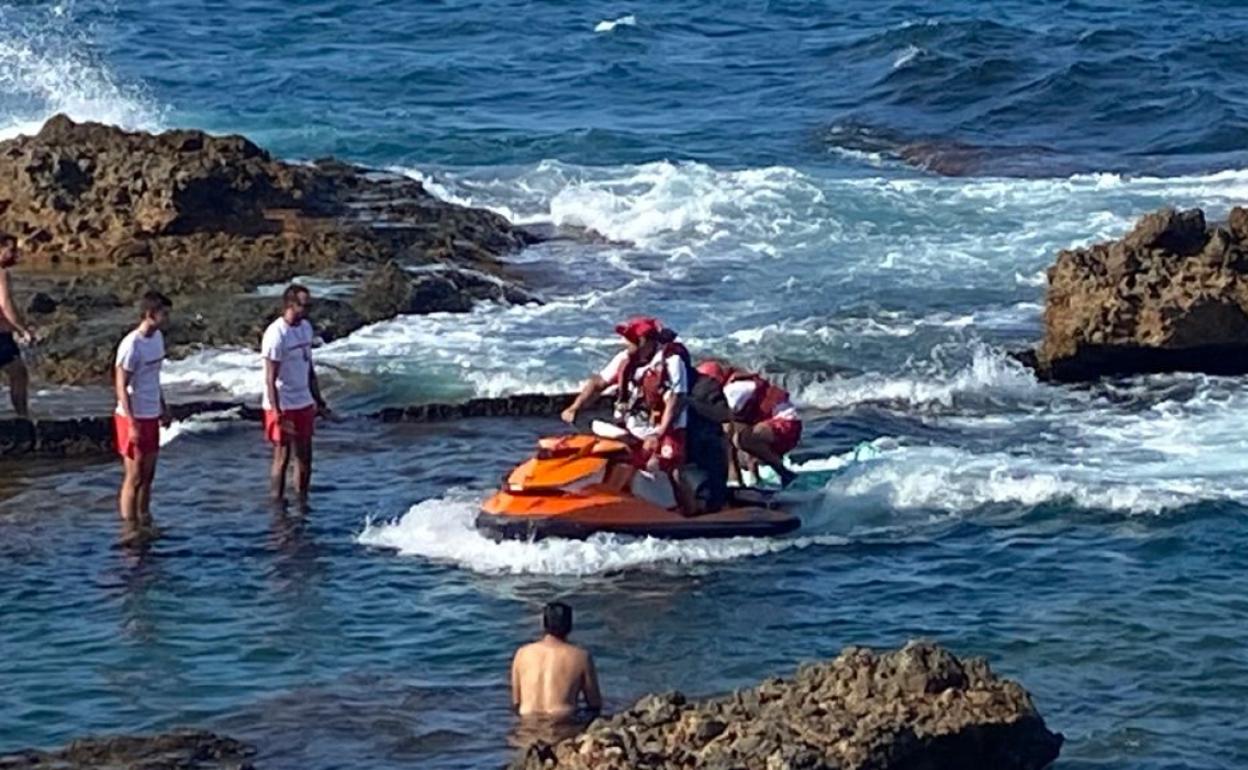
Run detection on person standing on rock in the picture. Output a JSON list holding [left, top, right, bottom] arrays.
[[114, 291, 174, 540], [0, 233, 35, 417], [262, 284, 332, 507], [511, 602, 603, 719]]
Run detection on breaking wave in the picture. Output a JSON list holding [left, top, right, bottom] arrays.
[[0, 3, 164, 140]]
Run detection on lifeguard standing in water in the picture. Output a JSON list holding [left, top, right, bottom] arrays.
[[113, 291, 174, 541], [262, 284, 332, 506]]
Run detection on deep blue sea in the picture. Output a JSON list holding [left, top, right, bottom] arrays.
[[3, 2, 1248, 768]]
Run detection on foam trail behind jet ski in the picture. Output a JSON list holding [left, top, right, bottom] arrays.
[[357, 490, 844, 576]]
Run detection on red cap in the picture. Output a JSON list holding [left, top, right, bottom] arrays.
[[696, 360, 729, 384], [615, 317, 660, 344]]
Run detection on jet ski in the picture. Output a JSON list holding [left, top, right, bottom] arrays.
[[476, 423, 801, 541]]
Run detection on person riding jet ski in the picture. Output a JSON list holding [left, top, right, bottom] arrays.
[[562, 318, 708, 515], [695, 361, 802, 488]]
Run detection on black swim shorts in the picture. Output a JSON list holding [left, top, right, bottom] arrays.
[[0, 332, 21, 368]]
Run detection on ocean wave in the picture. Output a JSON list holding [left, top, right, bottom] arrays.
[[891, 44, 924, 70], [796, 346, 1043, 411], [356, 489, 841, 576], [822, 442, 1199, 516], [594, 14, 636, 34], [0, 4, 164, 140]]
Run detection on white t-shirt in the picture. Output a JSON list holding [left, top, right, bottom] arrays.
[[723, 379, 798, 422], [115, 328, 165, 419], [261, 317, 316, 410], [599, 348, 688, 430]]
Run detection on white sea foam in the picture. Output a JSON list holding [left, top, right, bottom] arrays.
[[594, 14, 636, 33], [820, 433, 1238, 516], [796, 346, 1043, 410], [892, 44, 923, 69], [0, 6, 164, 139], [160, 408, 243, 446], [356, 489, 841, 576]]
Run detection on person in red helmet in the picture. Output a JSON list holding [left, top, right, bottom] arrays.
[[696, 360, 801, 488], [562, 317, 698, 513]]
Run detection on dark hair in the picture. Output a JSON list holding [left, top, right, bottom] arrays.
[[0, 232, 16, 248], [542, 602, 573, 639], [283, 283, 310, 307], [139, 290, 172, 318]]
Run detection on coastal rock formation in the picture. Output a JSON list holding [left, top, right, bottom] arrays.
[[0, 116, 539, 384], [0, 729, 255, 770], [1035, 206, 1248, 380], [511, 641, 1062, 770]]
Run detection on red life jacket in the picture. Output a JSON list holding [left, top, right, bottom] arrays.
[[729, 371, 789, 424], [639, 342, 691, 411]]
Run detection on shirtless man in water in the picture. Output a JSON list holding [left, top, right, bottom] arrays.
[[0, 233, 33, 417], [511, 602, 603, 718]]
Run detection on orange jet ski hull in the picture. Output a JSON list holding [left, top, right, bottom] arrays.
[[476, 433, 801, 541]]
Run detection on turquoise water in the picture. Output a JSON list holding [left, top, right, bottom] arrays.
[[3, 1, 1248, 768]]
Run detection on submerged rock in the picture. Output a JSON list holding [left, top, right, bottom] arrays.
[[510, 640, 1062, 770], [1035, 206, 1248, 381], [0, 116, 540, 384], [0, 729, 256, 769]]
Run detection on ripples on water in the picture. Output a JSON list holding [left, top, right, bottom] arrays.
[[4, 1, 1248, 768], [3, 414, 1247, 769]]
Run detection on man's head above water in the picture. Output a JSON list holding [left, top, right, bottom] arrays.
[[542, 601, 573, 640]]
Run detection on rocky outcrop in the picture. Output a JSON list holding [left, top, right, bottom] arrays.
[[0, 116, 540, 384], [353, 260, 539, 319], [0, 730, 255, 770], [1035, 206, 1248, 381], [511, 641, 1062, 770]]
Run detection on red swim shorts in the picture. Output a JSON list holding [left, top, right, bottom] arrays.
[[114, 415, 160, 459], [264, 405, 317, 445], [765, 418, 802, 456], [634, 429, 687, 473]]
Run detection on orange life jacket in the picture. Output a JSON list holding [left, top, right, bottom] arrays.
[[729, 371, 789, 424]]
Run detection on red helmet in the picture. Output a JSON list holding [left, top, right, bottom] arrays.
[[696, 359, 729, 384], [614, 317, 660, 344]]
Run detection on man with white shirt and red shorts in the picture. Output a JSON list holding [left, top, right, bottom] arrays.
[[113, 291, 173, 539], [262, 284, 331, 506]]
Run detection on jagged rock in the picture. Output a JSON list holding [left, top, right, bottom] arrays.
[[0, 116, 540, 384], [0, 729, 255, 769], [1034, 206, 1248, 380], [509, 641, 1062, 770], [353, 260, 540, 320]]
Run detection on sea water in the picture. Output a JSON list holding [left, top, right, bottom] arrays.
[[3, 1, 1248, 767]]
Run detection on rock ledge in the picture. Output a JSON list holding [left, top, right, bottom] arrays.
[[511, 641, 1062, 770]]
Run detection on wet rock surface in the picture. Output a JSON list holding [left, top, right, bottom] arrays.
[[0, 729, 256, 770], [0, 116, 540, 384], [510, 641, 1062, 770], [1035, 206, 1248, 381]]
